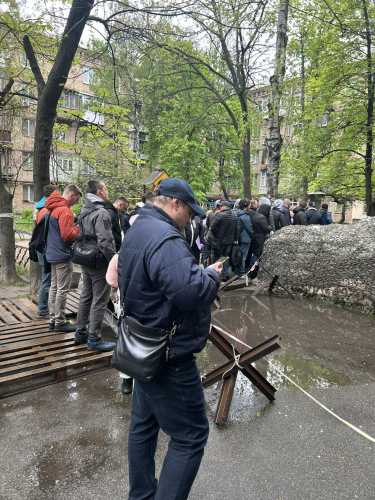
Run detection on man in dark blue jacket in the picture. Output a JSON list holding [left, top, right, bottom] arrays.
[[118, 178, 222, 500]]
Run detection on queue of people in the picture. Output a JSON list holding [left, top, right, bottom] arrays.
[[31, 180, 333, 500]]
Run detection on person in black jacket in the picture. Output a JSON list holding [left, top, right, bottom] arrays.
[[114, 197, 130, 235], [271, 199, 287, 231], [103, 200, 122, 252], [118, 178, 221, 500], [293, 201, 308, 225], [207, 202, 239, 259], [306, 201, 323, 225], [247, 200, 272, 264], [184, 215, 205, 262], [235, 199, 253, 274]]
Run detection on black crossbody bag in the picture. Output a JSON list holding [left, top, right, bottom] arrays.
[[112, 304, 177, 382]]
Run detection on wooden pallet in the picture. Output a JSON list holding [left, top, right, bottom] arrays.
[[0, 298, 39, 326], [29, 289, 81, 318], [0, 319, 112, 398]]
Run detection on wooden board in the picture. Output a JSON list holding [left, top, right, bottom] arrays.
[[0, 319, 113, 398], [0, 297, 38, 326]]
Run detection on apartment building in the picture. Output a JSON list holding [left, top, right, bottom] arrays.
[[0, 46, 145, 212]]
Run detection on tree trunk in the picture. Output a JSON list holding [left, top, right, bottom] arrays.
[[24, 0, 94, 200], [240, 100, 251, 198], [361, 0, 374, 216], [339, 202, 346, 224], [300, 30, 309, 197], [242, 130, 251, 199], [0, 182, 17, 284], [33, 108, 55, 198], [265, 0, 289, 198], [218, 155, 229, 200]]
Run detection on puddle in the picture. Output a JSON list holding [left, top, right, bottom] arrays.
[[199, 290, 375, 422], [33, 430, 113, 492]]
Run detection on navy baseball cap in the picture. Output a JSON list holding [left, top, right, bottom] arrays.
[[155, 178, 205, 217]]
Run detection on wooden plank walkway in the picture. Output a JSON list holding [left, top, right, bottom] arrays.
[[0, 295, 112, 398], [0, 298, 39, 326]]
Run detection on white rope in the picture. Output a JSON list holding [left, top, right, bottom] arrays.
[[221, 343, 243, 380], [211, 322, 375, 444], [0, 213, 14, 218]]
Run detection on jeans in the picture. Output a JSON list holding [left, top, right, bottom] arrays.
[[48, 261, 73, 326], [239, 242, 251, 275], [76, 266, 110, 339], [128, 358, 209, 500], [37, 251, 51, 315]]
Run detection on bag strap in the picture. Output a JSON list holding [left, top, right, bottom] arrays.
[[43, 212, 51, 243]]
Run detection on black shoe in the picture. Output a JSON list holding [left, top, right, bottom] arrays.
[[74, 330, 88, 345], [54, 322, 76, 333], [121, 378, 133, 395], [48, 321, 55, 331], [87, 338, 115, 352]]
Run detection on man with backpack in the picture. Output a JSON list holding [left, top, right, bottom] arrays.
[[45, 185, 81, 332], [74, 180, 116, 352]]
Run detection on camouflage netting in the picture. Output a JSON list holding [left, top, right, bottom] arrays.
[[258, 218, 375, 312]]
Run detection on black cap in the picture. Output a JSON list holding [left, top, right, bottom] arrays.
[[155, 178, 205, 217]]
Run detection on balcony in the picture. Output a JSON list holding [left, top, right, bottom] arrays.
[[0, 129, 11, 144]]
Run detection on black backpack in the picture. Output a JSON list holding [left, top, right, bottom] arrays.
[[29, 213, 50, 262], [72, 211, 107, 268]]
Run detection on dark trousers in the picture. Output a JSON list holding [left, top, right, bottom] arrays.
[[128, 358, 209, 500], [37, 251, 51, 314], [76, 266, 110, 339]]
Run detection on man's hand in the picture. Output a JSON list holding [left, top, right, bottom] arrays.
[[207, 260, 223, 274]]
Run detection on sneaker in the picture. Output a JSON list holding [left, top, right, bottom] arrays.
[[54, 322, 76, 333], [48, 321, 55, 331], [87, 338, 115, 352], [121, 378, 133, 395], [74, 330, 88, 345]]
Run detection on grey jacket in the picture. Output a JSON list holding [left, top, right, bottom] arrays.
[[78, 193, 116, 264]]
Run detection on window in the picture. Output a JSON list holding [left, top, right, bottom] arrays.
[[259, 170, 267, 193], [81, 161, 94, 176], [22, 118, 35, 137], [63, 90, 82, 109], [0, 149, 11, 176], [139, 131, 147, 154], [58, 157, 73, 173], [83, 67, 94, 85], [22, 152, 33, 170], [55, 155, 74, 174], [21, 86, 36, 107], [23, 184, 35, 202]]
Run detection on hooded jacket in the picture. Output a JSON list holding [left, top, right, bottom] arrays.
[[118, 204, 220, 360], [78, 193, 116, 264], [45, 192, 79, 263], [207, 206, 240, 248], [248, 209, 271, 258], [236, 209, 253, 244], [293, 206, 307, 225], [306, 207, 323, 225], [103, 201, 122, 252]]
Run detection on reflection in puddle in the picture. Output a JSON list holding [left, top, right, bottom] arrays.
[[200, 290, 375, 423]]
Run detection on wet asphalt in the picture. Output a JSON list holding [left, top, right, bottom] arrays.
[[1, 291, 375, 500]]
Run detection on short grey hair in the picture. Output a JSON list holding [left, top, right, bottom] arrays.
[[152, 195, 174, 208]]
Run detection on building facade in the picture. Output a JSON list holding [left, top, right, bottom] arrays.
[[0, 46, 145, 212]]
